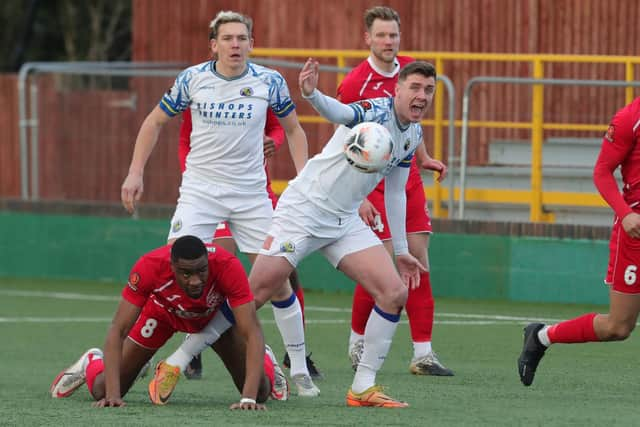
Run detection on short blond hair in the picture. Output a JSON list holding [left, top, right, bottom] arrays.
[[364, 6, 400, 31], [208, 11, 253, 40]]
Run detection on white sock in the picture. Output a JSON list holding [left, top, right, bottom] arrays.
[[351, 306, 399, 393], [272, 294, 307, 377], [349, 330, 365, 348], [413, 341, 432, 359], [537, 326, 551, 347], [166, 310, 232, 370]]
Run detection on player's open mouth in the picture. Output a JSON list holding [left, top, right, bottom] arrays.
[[410, 103, 425, 114]]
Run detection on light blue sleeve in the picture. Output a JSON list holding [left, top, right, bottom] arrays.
[[159, 68, 193, 117], [263, 69, 296, 118], [384, 165, 410, 255]]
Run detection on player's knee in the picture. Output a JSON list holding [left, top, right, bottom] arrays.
[[378, 283, 407, 311], [607, 322, 635, 341]]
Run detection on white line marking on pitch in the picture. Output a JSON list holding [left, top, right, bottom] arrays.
[[0, 288, 566, 324]]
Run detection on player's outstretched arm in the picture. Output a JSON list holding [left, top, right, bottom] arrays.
[[229, 301, 267, 411], [100, 299, 142, 407], [121, 106, 172, 213], [299, 58, 319, 97], [278, 111, 308, 173]]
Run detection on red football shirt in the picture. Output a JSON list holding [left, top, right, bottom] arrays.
[[337, 55, 422, 190], [122, 244, 253, 333], [593, 97, 640, 219]]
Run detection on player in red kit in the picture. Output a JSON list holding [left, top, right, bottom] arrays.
[[518, 97, 640, 386], [176, 107, 321, 380], [340, 6, 453, 376], [49, 235, 288, 409]]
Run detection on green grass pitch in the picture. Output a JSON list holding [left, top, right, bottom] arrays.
[[1, 277, 638, 426]]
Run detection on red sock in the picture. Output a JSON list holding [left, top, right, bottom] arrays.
[[295, 287, 305, 328], [405, 271, 434, 342], [263, 353, 275, 390], [351, 284, 375, 335], [548, 313, 599, 343], [85, 355, 104, 394]]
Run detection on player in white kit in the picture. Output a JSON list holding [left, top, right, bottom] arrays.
[[247, 59, 438, 407], [120, 11, 320, 397]]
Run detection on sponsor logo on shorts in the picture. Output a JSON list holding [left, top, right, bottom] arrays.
[[605, 124, 615, 142], [128, 272, 140, 291], [240, 87, 254, 96], [172, 219, 182, 233], [280, 241, 295, 253]]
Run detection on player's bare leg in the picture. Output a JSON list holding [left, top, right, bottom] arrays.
[[250, 254, 320, 397], [519, 290, 640, 386], [338, 245, 409, 407], [75, 338, 156, 400]]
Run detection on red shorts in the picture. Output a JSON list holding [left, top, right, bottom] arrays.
[[214, 187, 279, 239], [366, 184, 432, 241], [127, 301, 217, 350], [606, 214, 640, 293]]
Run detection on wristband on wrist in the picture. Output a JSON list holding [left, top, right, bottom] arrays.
[[240, 397, 256, 405]]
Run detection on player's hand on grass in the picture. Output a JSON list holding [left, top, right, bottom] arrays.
[[622, 212, 640, 239], [121, 172, 143, 214], [395, 253, 427, 290], [93, 397, 126, 408], [299, 58, 319, 97], [358, 198, 380, 227], [230, 400, 266, 411]]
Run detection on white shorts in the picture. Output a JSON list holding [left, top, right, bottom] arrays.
[[168, 173, 273, 253], [260, 188, 382, 268]]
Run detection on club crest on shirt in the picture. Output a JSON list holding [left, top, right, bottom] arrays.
[[240, 87, 254, 96], [604, 125, 615, 142], [206, 246, 216, 253], [206, 287, 224, 307], [404, 139, 411, 150], [172, 219, 182, 233], [128, 272, 140, 291], [280, 241, 295, 253], [359, 100, 372, 111]]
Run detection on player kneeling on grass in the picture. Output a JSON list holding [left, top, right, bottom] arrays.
[[49, 235, 288, 409]]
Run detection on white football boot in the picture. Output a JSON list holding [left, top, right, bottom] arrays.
[[50, 348, 103, 398]]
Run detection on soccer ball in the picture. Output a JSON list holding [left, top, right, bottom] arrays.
[[343, 122, 393, 173]]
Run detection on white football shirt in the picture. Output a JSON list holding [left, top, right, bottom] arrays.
[[160, 61, 295, 190], [287, 96, 422, 216]]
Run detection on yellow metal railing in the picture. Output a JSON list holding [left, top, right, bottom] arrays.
[[253, 48, 640, 221]]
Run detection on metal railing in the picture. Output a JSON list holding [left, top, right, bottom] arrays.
[[252, 49, 640, 222], [459, 77, 640, 221], [18, 51, 640, 222], [17, 59, 455, 214]]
